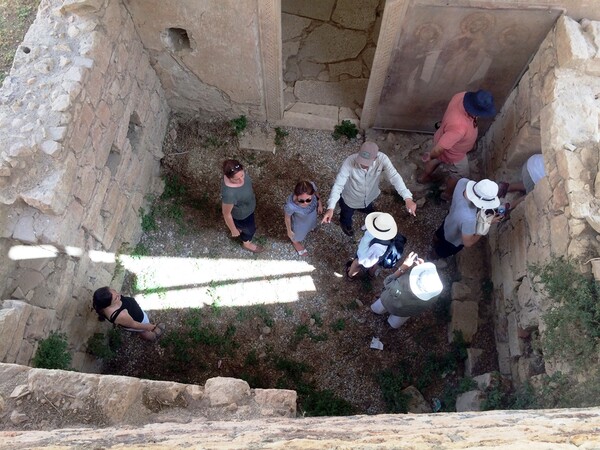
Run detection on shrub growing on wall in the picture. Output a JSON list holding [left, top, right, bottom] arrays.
[[32, 331, 72, 370]]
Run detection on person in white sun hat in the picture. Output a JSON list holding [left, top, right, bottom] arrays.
[[345, 212, 402, 280], [431, 178, 501, 259], [370, 251, 443, 328]]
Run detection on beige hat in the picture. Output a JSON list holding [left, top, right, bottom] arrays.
[[355, 142, 379, 166], [409, 262, 443, 301], [365, 212, 397, 241]]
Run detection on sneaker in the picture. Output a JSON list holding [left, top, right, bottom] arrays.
[[340, 224, 354, 236], [387, 315, 410, 329]]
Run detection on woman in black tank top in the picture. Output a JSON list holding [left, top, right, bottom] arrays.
[[93, 287, 165, 341]]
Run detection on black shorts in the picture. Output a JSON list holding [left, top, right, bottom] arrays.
[[433, 220, 463, 258]]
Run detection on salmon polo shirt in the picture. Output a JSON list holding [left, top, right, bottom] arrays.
[[433, 91, 478, 164]]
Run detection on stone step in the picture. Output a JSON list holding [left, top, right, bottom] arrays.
[[275, 102, 360, 131]]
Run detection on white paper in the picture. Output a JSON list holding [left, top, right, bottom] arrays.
[[370, 337, 384, 350]]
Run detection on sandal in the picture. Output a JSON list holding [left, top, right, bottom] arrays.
[[297, 248, 308, 256], [345, 260, 358, 281], [153, 323, 166, 340]]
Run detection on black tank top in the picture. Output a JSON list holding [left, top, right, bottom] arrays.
[[108, 296, 144, 323]]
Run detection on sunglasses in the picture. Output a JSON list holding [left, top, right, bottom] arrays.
[[227, 164, 242, 176], [296, 197, 312, 204]]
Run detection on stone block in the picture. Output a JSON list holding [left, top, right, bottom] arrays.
[[294, 78, 368, 108], [455, 390, 484, 412], [449, 300, 478, 343], [15, 340, 35, 366], [204, 377, 250, 407], [299, 24, 366, 63], [28, 369, 100, 402], [238, 126, 276, 154], [35, 200, 85, 249], [277, 103, 338, 131], [13, 215, 37, 243], [507, 312, 523, 358], [254, 389, 297, 416], [516, 277, 540, 331], [20, 152, 78, 216], [549, 213, 569, 256], [82, 167, 111, 242], [473, 373, 493, 391], [282, 13, 311, 41], [281, 0, 335, 21], [464, 348, 483, 377], [496, 342, 511, 375], [401, 386, 432, 414], [14, 269, 45, 295], [555, 16, 590, 68], [329, 61, 363, 80], [451, 282, 472, 302], [0, 301, 32, 362], [142, 379, 188, 406], [24, 307, 55, 340], [331, 0, 378, 30], [505, 125, 541, 171]]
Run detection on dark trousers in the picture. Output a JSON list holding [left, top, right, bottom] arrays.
[[432, 220, 463, 259], [339, 197, 375, 230], [233, 212, 257, 242]]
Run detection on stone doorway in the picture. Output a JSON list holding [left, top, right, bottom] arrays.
[[279, 0, 383, 130]]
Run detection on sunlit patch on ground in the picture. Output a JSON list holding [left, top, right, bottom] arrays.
[[120, 255, 317, 310]]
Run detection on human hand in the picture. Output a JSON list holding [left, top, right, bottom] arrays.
[[231, 229, 241, 238], [414, 257, 425, 265], [405, 198, 417, 217], [492, 214, 503, 224], [403, 251, 419, 267], [421, 152, 431, 162], [317, 203, 324, 214], [321, 209, 333, 224]]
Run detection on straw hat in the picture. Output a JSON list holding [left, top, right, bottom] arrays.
[[409, 262, 443, 301], [364, 212, 397, 241]]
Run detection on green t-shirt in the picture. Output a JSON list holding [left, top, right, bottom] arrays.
[[221, 174, 256, 220]]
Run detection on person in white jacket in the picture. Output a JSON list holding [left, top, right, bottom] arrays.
[[322, 142, 417, 236]]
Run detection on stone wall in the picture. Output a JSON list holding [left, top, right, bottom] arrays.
[[123, 0, 283, 121], [0, 0, 169, 370], [0, 363, 296, 430], [478, 15, 600, 382], [281, 0, 383, 119]]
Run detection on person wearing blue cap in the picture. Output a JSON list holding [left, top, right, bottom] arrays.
[[418, 90, 496, 189]]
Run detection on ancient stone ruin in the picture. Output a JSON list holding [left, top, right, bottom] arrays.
[[1, 0, 600, 444]]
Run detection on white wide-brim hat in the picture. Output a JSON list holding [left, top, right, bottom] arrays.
[[409, 262, 443, 301], [465, 179, 500, 209], [365, 212, 397, 241]]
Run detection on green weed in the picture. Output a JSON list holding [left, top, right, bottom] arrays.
[[332, 120, 359, 140], [17, 6, 32, 20], [86, 331, 121, 360], [331, 319, 346, 332], [311, 312, 323, 327], [530, 257, 600, 365], [205, 135, 224, 148], [244, 350, 259, 367], [33, 331, 72, 370], [231, 115, 248, 136], [131, 242, 149, 258], [274, 127, 289, 146], [377, 361, 411, 413], [139, 207, 157, 232]]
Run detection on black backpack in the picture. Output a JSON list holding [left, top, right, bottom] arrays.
[[369, 234, 407, 269]]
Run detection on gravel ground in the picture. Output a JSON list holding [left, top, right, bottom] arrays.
[[103, 117, 497, 415]]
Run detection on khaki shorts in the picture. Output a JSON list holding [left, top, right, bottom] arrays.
[[439, 157, 470, 179]]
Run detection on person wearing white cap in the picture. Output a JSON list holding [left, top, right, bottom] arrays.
[[322, 142, 417, 237], [431, 178, 501, 259], [345, 212, 400, 280], [370, 251, 443, 328]]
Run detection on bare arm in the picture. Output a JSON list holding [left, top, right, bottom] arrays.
[[284, 212, 294, 240], [114, 310, 155, 332], [221, 203, 240, 237], [462, 233, 482, 247]]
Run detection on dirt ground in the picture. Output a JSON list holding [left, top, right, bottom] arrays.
[[102, 118, 498, 415]]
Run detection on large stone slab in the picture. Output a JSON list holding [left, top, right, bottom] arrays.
[[331, 0, 379, 31], [449, 300, 478, 343], [282, 13, 311, 41], [299, 24, 367, 63], [277, 103, 339, 131], [294, 79, 369, 107], [281, 0, 335, 21], [239, 126, 276, 154]]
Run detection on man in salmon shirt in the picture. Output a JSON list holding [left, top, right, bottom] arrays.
[[417, 90, 496, 191]]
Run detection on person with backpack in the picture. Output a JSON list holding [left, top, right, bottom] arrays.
[[92, 287, 165, 341], [345, 212, 406, 280], [431, 178, 501, 259], [370, 251, 443, 328]]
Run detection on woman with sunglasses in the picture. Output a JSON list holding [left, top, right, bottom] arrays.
[[284, 180, 323, 256], [221, 159, 264, 253]]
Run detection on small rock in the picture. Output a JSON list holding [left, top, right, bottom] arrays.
[[10, 385, 29, 399], [225, 403, 238, 412], [386, 132, 395, 142], [309, 318, 315, 326], [258, 352, 267, 359], [355, 299, 363, 308], [169, 128, 177, 140], [262, 326, 271, 335], [10, 411, 28, 425]]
